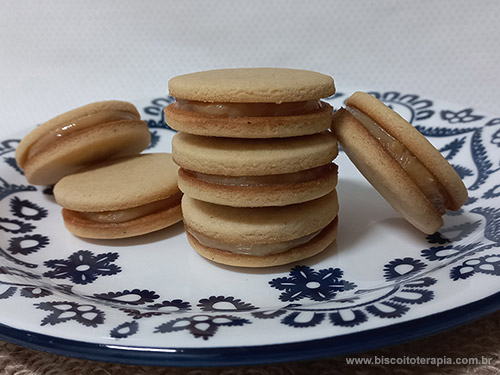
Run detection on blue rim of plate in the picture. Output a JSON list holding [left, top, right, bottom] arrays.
[[1, 291, 499, 367]]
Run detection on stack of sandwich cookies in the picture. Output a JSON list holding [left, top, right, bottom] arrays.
[[53, 153, 183, 239], [15, 100, 151, 185], [165, 68, 339, 267], [332, 91, 468, 234]]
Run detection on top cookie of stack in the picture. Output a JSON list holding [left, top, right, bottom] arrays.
[[165, 68, 339, 267], [165, 67, 334, 138]]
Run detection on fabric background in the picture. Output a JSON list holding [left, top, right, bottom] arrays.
[[1, 0, 499, 373]]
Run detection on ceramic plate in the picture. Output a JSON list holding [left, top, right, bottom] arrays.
[[1, 91, 499, 366]]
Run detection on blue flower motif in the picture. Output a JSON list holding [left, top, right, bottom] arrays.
[[4, 157, 23, 175], [155, 314, 250, 340], [465, 196, 479, 206], [9, 197, 48, 221], [470, 207, 500, 243], [383, 258, 426, 281], [282, 311, 325, 328], [492, 129, 500, 147], [483, 184, 500, 199], [0, 217, 35, 234], [0, 179, 36, 201], [93, 289, 159, 305], [426, 233, 451, 245], [198, 296, 257, 312], [0, 280, 52, 300], [427, 221, 482, 245], [36, 301, 105, 327], [120, 299, 192, 319], [19, 286, 52, 298], [110, 321, 139, 339], [452, 164, 474, 179], [439, 137, 466, 160], [269, 266, 356, 302], [0, 139, 20, 157], [450, 254, 500, 280], [486, 118, 500, 127], [441, 108, 484, 123], [43, 250, 121, 285], [329, 309, 369, 327], [0, 285, 16, 299], [422, 246, 456, 260], [7, 234, 49, 255]]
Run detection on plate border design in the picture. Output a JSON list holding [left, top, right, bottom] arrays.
[[1, 291, 499, 366]]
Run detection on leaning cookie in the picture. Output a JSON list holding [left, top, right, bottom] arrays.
[[53, 153, 182, 239], [182, 191, 339, 267], [331, 91, 468, 234], [164, 68, 335, 138], [15, 100, 151, 185]]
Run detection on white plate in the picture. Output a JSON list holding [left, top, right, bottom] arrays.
[[0, 91, 499, 366]]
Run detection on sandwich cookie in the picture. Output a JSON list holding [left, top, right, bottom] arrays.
[[16, 100, 151, 185], [53, 153, 182, 239], [182, 191, 339, 267], [331, 91, 468, 234], [164, 68, 336, 138], [172, 131, 338, 207]]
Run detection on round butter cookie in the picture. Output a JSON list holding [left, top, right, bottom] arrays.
[[16, 100, 151, 185], [164, 68, 335, 138], [182, 191, 339, 267], [331, 91, 468, 234], [173, 131, 338, 207], [54, 153, 182, 239]]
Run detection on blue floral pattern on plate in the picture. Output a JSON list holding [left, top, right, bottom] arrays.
[[0, 92, 499, 366]]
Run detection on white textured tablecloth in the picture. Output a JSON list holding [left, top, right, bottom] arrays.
[[1, 1, 499, 373]]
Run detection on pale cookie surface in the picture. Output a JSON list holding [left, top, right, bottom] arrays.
[[333, 109, 443, 234], [181, 190, 339, 245], [23, 121, 150, 186], [172, 131, 338, 176], [54, 153, 180, 212], [345, 91, 467, 210], [15, 100, 150, 185], [168, 68, 335, 103], [15, 100, 140, 168], [187, 218, 338, 268]]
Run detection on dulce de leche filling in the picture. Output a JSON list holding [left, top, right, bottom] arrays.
[[76, 193, 182, 224], [27, 110, 138, 161], [346, 106, 450, 214], [174, 99, 323, 117], [187, 225, 327, 256], [183, 163, 337, 187]]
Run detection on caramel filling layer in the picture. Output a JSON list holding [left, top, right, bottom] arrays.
[[346, 106, 449, 214], [174, 99, 323, 117], [27, 110, 138, 160], [76, 193, 182, 224], [183, 163, 337, 187], [187, 225, 327, 256]]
